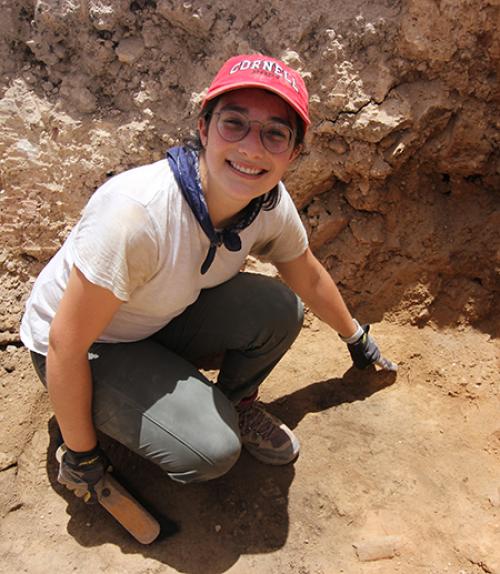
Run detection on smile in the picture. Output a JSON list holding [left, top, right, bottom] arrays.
[[228, 160, 266, 176]]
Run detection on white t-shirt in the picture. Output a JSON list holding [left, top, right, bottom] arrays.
[[20, 159, 309, 356]]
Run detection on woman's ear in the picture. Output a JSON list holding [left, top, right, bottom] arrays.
[[198, 116, 208, 148]]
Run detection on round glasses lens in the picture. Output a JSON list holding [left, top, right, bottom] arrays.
[[261, 123, 292, 154], [217, 111, 249, 142]]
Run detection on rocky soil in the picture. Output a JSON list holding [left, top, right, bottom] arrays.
[[0, 319, 499, 574], [0, 1, 499, 573]]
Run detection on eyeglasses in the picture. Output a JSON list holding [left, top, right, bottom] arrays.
[[212, 110, 295, 154]]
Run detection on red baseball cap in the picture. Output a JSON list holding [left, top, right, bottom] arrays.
[[201, 54, 311, 128]]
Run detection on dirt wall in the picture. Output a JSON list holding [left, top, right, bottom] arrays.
[[1, 0, 499, 344]]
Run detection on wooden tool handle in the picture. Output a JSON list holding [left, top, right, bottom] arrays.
[[95, 473, 161, 544]]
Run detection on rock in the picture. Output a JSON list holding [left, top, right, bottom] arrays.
[[89, 0, 118, 31], [310, 215, 349, 249], [370, 156, 392, 179], [360, 60, 395, 104], [156, 0, 215, 37], [0, 466, 20, 518], [142, 21, 160, 48], [59, 74, 98, 114], [115, 37, 145, 65], [4, 362, 16, 374], [488, 486, 500, 507], [308, 197, 349, 250], [349, 215, 385, 245], [435, 104, 493, 176], [353, 535, 402, 562], [400, 0, 455, 63], [70, 87, 97, 114], [330, 138, 348, 155], [280, 50, 303, 69], [287, 149, 338, 208], [0, 452, 16, 471], [462, 542, 500, 574], [349, 99, 412, 144]]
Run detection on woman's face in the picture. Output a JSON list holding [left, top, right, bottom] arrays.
[[198, 88, 301, 215]]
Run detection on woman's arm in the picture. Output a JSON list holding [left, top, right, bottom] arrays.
[[275, 247, 357, 339], [47, 265, 123, 451]]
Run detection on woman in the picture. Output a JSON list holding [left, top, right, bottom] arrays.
[[20, 54, 387, 501]]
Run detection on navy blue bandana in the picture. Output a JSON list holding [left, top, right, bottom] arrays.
[[167, 146, 264, 274]]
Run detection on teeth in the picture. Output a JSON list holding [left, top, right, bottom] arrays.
[[230, 161, 263, 175]]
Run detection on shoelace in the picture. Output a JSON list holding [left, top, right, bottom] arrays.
[[238, 404, 276, 439]]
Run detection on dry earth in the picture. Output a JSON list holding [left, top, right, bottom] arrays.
[[0, 1, 499, 573], [1, 316, 499, 574], [1, 0, 499, 342]]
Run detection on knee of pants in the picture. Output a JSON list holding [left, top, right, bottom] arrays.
[[246, 276, 305, 344], [164, 431, 242, 484]]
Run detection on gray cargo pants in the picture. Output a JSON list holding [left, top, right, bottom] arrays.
[[31, 273, 304, 484]]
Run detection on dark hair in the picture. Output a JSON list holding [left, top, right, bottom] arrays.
[[185, 94, 306, 211]]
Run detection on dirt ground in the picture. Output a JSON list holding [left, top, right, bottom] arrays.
[[0, 316, 498, 574], [1, 2, 498, 573]]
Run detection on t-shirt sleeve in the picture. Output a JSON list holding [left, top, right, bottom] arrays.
[[71, 192, 159, 301], [250, 183, 309, 263]]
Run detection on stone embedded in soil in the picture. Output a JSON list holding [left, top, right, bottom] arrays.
[[0, 452, 17, 471], [350, 99, 412, 143], [488, 486, 500, 508], [353, 535, 402, 562], [462, 542, 500, 574], [0, 466, 20, 517], [115, 37, 145, 64]]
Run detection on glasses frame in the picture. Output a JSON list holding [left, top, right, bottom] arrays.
[[211, 110, 295, 154]]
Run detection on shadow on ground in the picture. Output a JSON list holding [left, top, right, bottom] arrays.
[[45, 366, 396, 573]]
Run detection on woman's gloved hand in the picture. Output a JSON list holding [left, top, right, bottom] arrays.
[[346, 323, 381, 369], [56, 443, 111, 503]]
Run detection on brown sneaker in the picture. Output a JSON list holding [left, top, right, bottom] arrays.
[[237, 401, 300, 465]]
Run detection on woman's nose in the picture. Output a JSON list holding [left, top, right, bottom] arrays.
[[237, 124, 265, 158]]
